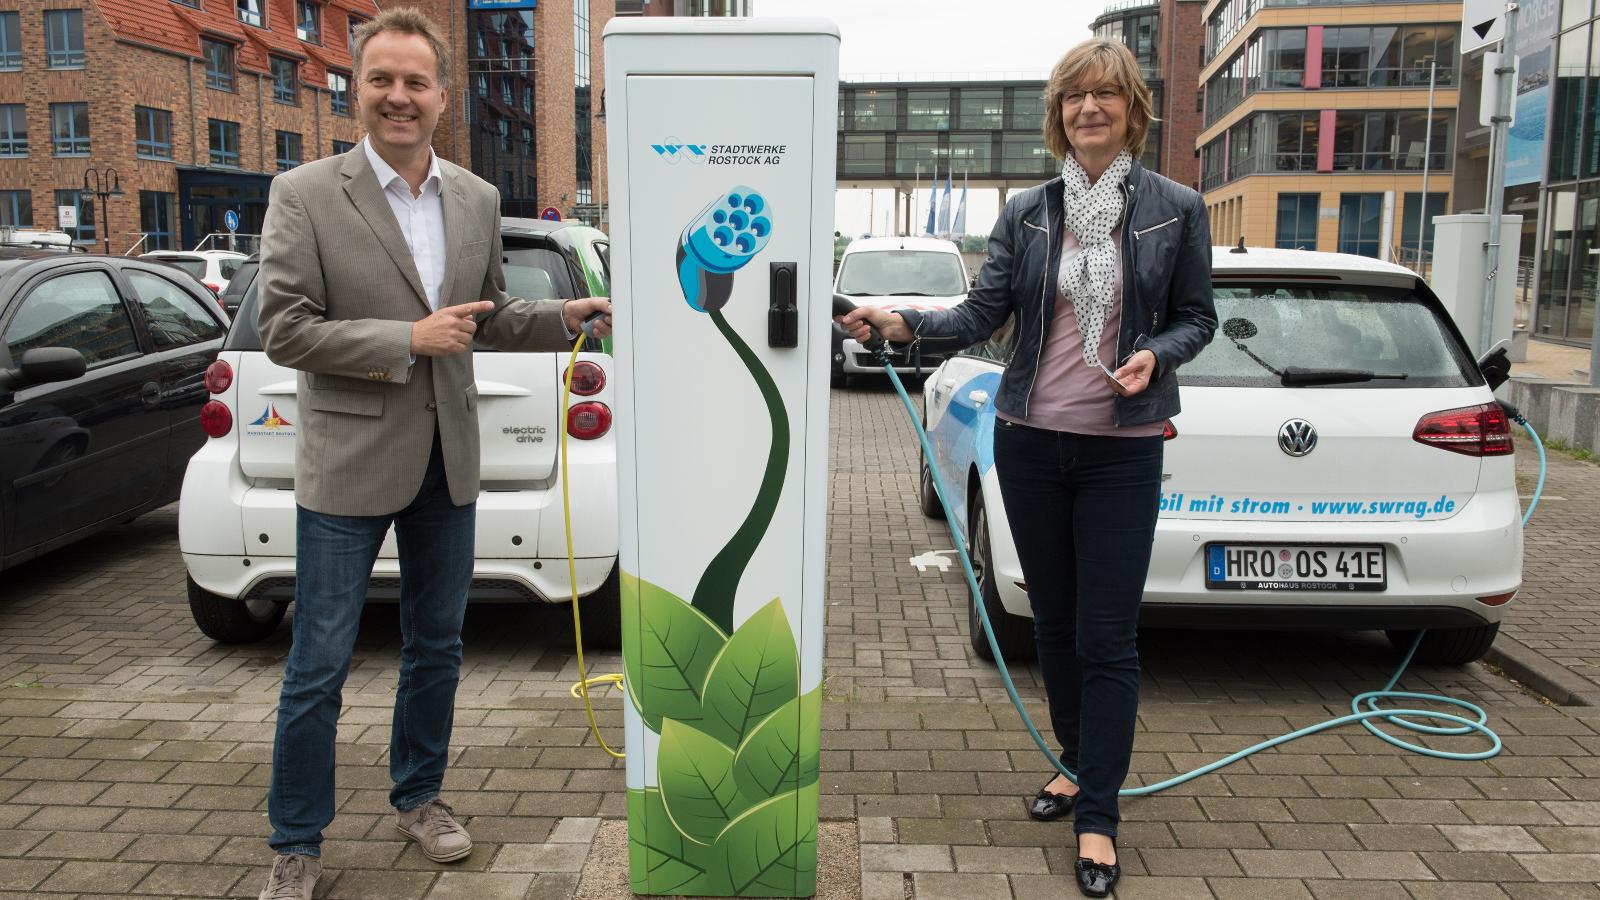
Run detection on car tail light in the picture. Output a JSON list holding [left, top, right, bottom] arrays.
[[1475, 590, 1516, 607], [564, 361, 606, 396], [200, 400, 232, 438], [1162, 420, 1178, 441], [567, 401, 612, 440], [1413, 403, 1512, 457], [204, 359, 233, 394], [205, 282, 222, 295]]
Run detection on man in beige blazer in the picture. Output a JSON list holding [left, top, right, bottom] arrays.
[[253, 9, 610, 899]]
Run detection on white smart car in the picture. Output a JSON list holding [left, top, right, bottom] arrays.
[[920, 247, 1522, 666], [831, 235, 969, 386], [178, 220, 619, 644], [142, 250, 249, 301]]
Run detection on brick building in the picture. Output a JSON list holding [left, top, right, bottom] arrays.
[[1090, 0, 1206, 189], [0, 0, 377, 252]]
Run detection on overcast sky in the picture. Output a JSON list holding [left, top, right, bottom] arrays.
[[754, 0, 1099, 236]]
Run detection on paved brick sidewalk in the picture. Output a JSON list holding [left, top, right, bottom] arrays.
[[0, 383, 1596, 898], [1510, 433, 1600, 703]]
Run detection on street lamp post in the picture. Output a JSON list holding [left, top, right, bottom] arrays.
[[82, 167, 124, 256]]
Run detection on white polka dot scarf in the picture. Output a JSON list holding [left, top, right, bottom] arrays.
[[1059, 149, 1133, 369]]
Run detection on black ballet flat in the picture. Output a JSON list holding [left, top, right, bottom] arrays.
[[1026, 779, 1077, 821], [1074, 839, 1120, 898]]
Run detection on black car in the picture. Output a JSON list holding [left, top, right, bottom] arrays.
[[217, 253, 259, 317], [0, 250, 227, 571]]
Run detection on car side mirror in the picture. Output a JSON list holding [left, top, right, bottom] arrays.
[[1477, 342, 1511, 391], [0, 347, 88, 395]]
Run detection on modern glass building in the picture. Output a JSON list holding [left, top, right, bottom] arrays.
[[1533, 0, 1600, 345]]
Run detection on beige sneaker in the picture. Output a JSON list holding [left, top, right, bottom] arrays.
[[396, 799, 473, 862], [258, 853, 320, 900]]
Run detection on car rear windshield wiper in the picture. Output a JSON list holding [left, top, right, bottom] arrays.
[[887, 291, 936, 296], [1280, 367, 1409, 386], [837, 290, 872, 296]]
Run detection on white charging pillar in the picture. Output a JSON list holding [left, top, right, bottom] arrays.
[[603, 18, 839, 898], [1430, 214, 1522, 357]]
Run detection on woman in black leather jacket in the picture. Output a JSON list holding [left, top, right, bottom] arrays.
[[838, 39, 1216, 898]]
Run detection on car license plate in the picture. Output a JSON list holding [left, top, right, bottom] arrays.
[[1205, 544, 1386, 592]]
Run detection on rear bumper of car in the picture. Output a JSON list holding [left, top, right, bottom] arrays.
[[184, 551, 615, 604], [988, 480, 1522, 630]]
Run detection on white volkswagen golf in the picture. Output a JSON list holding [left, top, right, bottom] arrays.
[[920, 247, 1522, 666]]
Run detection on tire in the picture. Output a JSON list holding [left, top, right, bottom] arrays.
[[187, 575, 286, 643], [575, 564, 623, 650], [918, 437, 946, 520], [966, 493, 1035, 663], [830, 369, 848, 389], [1386, 623, 1500, 666]]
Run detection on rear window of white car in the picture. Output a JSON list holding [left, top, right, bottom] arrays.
[[1180, 281, 1479, 389], [836, 250, 968, 297], [157, 257, 208, 280]]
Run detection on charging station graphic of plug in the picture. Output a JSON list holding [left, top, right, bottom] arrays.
[[672, 186, 787, 635], [676, 186, 773, 312]]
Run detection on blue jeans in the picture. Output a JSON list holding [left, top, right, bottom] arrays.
[[992, 420, 1163, 839], [268, 433, 474, 856]]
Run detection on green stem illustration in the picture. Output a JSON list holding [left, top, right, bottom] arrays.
[[691, 309, 790, 634]]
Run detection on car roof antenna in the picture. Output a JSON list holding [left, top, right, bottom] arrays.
[[1230, 236, 1248, 254]]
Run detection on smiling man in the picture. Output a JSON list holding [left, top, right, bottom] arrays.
[[252, 8, 611, 900]]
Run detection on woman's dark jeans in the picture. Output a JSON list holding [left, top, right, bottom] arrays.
[[992, 420, 1163, 838]]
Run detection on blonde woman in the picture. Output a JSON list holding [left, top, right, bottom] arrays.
[[839, 39, 1216, 897]]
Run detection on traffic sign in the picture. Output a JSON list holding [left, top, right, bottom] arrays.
[[57, 205, 76, 229], [540, 207, 562, 221], [1463, 0, 1507, 55], [224, 209, 240, 232]]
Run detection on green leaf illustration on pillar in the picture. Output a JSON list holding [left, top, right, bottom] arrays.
[[659, 719, 749, 844]]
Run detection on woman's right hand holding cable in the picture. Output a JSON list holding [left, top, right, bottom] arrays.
[[836, 307, 912, 344]]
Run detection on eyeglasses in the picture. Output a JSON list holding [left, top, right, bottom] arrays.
[[1062, 88, 1123, 108]]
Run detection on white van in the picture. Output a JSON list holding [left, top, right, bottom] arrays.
[[830, 235, 969, 386]]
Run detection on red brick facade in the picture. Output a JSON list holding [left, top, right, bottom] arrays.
[[1157, 0, 1203, 191]]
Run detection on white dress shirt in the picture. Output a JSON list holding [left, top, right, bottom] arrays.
[[363, 138, 447, 311]]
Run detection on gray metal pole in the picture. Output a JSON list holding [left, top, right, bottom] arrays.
[[1419, 59, 1435, 277], [1482, 3, 1519, 355]]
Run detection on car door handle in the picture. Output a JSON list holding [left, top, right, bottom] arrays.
[[140, 382, 162, 406], [967, 389, 989, 406]]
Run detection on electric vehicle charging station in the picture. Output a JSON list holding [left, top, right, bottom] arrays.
[[603, 18, 839, 897]]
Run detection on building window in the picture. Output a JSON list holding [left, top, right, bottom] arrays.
[[501, 76, 513, 105], [1006, 90, 1045, 131], [272, 57, 298, 105], [54, 189, 94, 244], [1319, 26, 1457, 89], [906, 90, 952, 131], [139, 191, 177, 251], [237, 0, 264, 28], [349, 16, 365, 56], [50, 103, 89, 156], [498, 118, 512, 154], [477, 73, 488, 98], [204, 39, 235, 91], [842, 133, 887, 175], [296, 0, 321, 44], [1001, 133, 1056, 176], [328, 71, 351, 116], [332, 139, 355, 154], [574, 0, 592, 205], [1270, 111, 1318, 171], [1275, 193, 1319, 250], [1337, 192, 1383, 258], [134, 107, 172, 160], [848, 91, 898, 131], [523, 84, 533, 114], [0, 190, 31, 228], [0, 12, 22, 70], [208, 118, 240, 167], [44, 9, 85, 69], [522, 124, 533, 156], [1332, 110, 1452, 171], [275, 131, 302, 171], [957, 90, 1004, 130], [0, 105, 26, 158], [1400, 192, 1448, 258]]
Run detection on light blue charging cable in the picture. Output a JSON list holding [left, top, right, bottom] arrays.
[[881, 364, 1547, 791]]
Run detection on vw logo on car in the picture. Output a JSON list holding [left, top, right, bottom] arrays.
[[1278, 418, 1317, 457]]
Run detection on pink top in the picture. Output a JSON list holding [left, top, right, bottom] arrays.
[[998, 226, 1166, 437]]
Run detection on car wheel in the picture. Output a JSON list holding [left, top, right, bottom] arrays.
[[1386, 623, 1500, 666], [966, 493, 1035, 663], [576, 564, 622, 650], [918, 435, 945, 520], [187, 576, 286, 643]]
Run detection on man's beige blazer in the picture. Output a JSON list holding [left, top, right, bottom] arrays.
[[257, 147, 570, 516]]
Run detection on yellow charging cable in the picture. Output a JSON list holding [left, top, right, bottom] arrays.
[[560, 332, 625, 759]]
